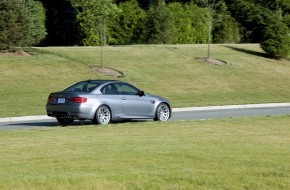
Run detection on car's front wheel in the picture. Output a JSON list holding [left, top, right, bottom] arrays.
[[154, 103, 171, 121], [57, 117, 74, 126], [94, 105, 111, 125]]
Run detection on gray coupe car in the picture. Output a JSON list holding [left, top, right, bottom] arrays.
[[46, 80, 171, 126]]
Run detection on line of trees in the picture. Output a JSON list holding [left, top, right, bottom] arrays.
[[71, 0, 241, 45], [0, 0, 290, 58]]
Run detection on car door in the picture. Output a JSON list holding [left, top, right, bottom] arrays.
[[115, 83, 154, 117], [99, 84, 123, 116]]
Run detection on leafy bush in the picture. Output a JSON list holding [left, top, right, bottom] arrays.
[[227, 0, 277, 43], [212, 0, 241, 43], [71, 0, 120, 46], [283, 14, 290, 27], [26, 0, 47, 45], [0, 0, 46, 50], [146, 2, 174, 44], [213, 17, 241, 43], [168, 3, 208, 44], [260, 22, 290, 58], [109, 0, 146, 45]]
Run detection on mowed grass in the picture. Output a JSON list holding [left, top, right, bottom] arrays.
[[0, 116, 289, 189], [1, 44, 290, 117]]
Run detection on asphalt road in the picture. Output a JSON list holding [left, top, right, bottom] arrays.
[[1, 105, 290, 130]]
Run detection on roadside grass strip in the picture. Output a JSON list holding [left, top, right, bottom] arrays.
[[0, 116, 289, 189]]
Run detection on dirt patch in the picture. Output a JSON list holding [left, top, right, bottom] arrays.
[[197, 57, 227, 65], [0, 50, 31, 57], [91, 66, 124, 78]]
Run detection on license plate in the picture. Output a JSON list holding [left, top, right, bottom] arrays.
[[57, 98, 66, 104]]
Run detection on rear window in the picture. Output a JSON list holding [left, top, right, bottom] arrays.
[[64, 81, 100, 92]]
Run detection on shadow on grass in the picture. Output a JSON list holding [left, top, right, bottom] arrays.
[[5, 119, 152, 130], [224, 45, 270, 58]]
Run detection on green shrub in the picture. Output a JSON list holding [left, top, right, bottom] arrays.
[[146, 2, 174, 44], [0, 0, 46, 50], [168, 3, 208, 44], [212, 1, 241, 43], [71, 0, 120, 46], [260, 22, 290, 58], [109, 0, 146, 45]]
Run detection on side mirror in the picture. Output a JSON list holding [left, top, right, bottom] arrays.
[[138, 90, 145, 97]]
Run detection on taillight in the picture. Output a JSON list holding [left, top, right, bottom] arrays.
[[70, 97, 87, 103], [47, 95, 54, 103]]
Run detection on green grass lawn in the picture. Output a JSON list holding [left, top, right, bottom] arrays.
[[1, 44, 290, 117], [0, 116, 289, 189]]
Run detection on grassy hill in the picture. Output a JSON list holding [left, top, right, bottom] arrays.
[[1, 44, 290, 117], [1, 44, 290, 189]]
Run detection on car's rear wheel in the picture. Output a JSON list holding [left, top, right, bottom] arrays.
[[57, 117, 74, 126], [154, 103, 171, 121], [94, 105, 111, 125]]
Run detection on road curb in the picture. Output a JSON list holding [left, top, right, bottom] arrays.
[[172, 103, 290, 112], [0, 115, 53, 123], [1, 103, 290, 123]]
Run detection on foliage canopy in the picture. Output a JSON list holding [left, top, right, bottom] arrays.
[[0, 0, 46, 50], [1, 0, 290, 58], [261, 22, 290, 58]]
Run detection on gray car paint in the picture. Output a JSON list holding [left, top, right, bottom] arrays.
[[46, 80, 171, 122]]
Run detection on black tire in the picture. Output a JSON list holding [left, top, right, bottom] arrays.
[[93, 105, 111, 125], [154, 103, 171, 121], [57, 117, 74, 126]]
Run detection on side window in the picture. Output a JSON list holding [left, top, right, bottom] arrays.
[[101, 84, 119, 94], [115, 83, 139, 95]]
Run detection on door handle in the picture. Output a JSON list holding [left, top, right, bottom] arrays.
[[121, 97, 126, 100]]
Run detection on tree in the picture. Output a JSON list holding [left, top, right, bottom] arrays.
[[261, 22, 290, 58], [198, 0, 224, 58], [168, 2, 207, 44], [26, 0, 47, 46], [109, 0, 146, 45], [71, 0, 120, 46], [71, 0, 120, 68], [226, 0, 277, 42], [40, 0, 80, 46], [0, 0, 46, 50], [186, 3, 209, 44], [212, 0, 240, 43], [284, 13, 290, 27], [226, 0, 290, 58], [145, 0, 174, 44]]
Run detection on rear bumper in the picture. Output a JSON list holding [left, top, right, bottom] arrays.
[[46, 104, 95, 120]]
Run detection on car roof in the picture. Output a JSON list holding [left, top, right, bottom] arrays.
[[79, 80, 120, 84]]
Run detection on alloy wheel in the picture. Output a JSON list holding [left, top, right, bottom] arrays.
[[96, 105, 111, 124], [156, 103, 170, 121]]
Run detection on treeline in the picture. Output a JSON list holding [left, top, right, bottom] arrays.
[[0, 0, 290, 58], [71, 0, 240, 45]]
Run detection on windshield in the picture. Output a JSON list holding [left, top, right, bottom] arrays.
[[63, 81, 101, 92]]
